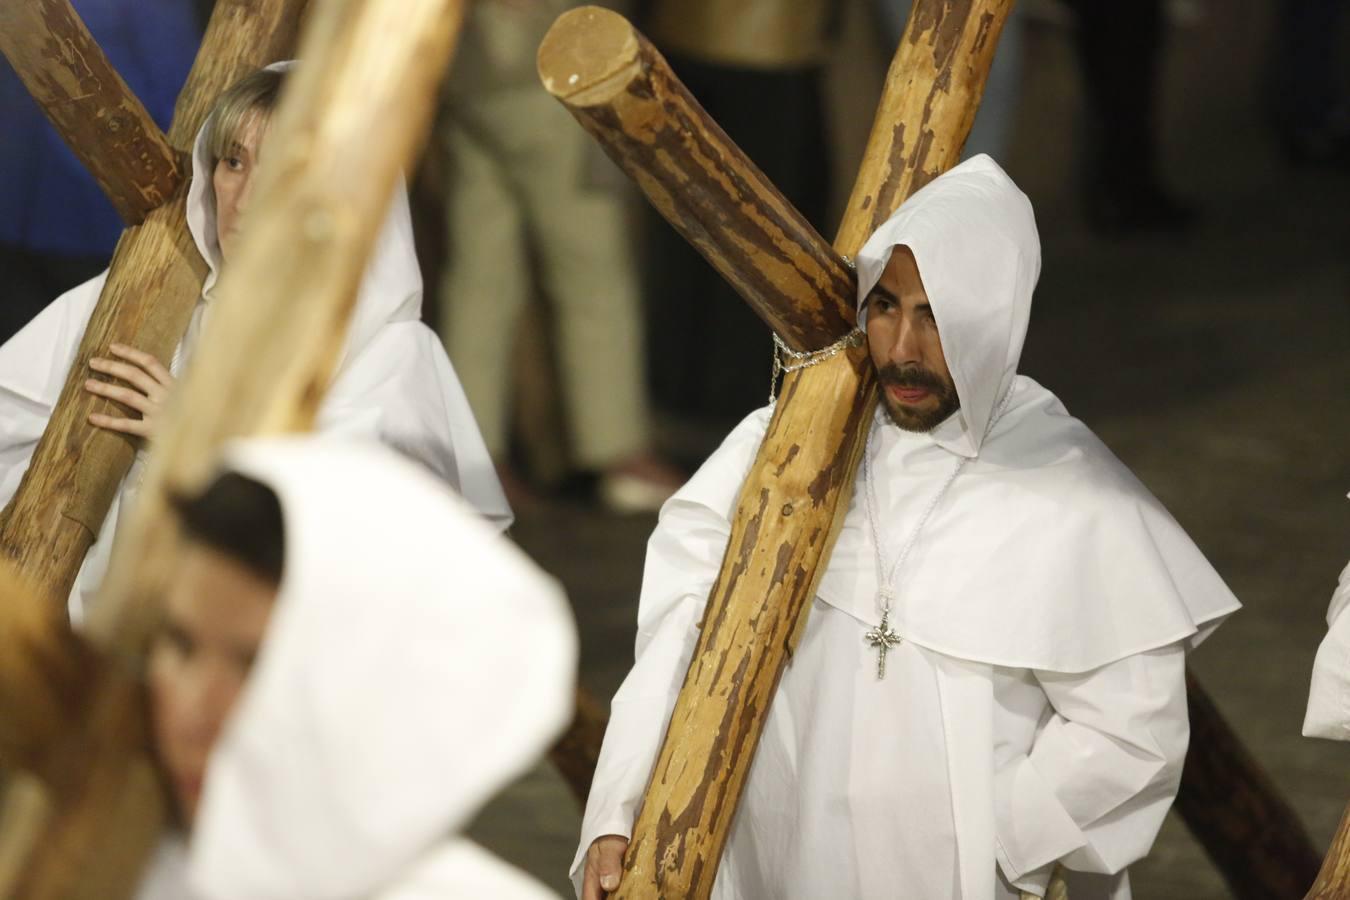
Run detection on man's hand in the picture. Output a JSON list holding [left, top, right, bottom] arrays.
[[84, 343, 175, 442], [582, 835, 628, 900]]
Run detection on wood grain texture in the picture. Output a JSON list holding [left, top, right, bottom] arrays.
[[0, 0, 182, 224], [834, 0, 1013, 254], [1177, 668, 1320, 900], [537, 6, 853, 353], [0, 0, 308, 613], [1307, 801, 1350, 900], [555, 3, 1012, 896], [89, 0, 468, 655]]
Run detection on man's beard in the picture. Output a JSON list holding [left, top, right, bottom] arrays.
[[876, 363, 961, 432]]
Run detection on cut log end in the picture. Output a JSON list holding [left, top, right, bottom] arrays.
[[537, 5, 641, 106]]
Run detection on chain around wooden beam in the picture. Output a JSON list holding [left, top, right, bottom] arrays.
[[0, 0, 182, 225]]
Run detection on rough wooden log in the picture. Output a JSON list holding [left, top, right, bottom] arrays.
[[0, 0, 307, 611], [1177, 668, 1321, 900], [538, 4, 1011, 896], [1306, 801, 1350, 900], [537, 6, 852, 353], [0, 0, 182, 224]]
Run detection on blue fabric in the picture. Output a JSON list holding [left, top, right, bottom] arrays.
[[0, 0, 200, 257]]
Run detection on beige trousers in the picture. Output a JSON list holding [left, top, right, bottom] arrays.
[[437, 16, 649, 468]]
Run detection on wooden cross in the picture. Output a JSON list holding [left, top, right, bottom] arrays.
[[537, 4, 1325, 898], [0, 0, 467, 896]]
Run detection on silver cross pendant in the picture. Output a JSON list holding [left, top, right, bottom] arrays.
[[864, 611, 902, 680]]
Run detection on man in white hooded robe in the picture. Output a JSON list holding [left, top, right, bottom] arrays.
[[0, 64, 510, 622], [133, 436, 574, 900], [574, 155, 1241, 900]]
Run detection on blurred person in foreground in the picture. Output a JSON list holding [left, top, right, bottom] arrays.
[[135, 437, 576, 899]]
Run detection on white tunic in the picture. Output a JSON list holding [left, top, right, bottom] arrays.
[[574, 156, 1239, 900]]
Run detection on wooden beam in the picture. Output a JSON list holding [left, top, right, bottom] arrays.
[[537, 7, 852, 353], [539, 4, 1011, 896], [0, 0, 182, 225], [0, 0, 308, 611], [1306, 801, 1350, 900], [1178, 668, 1321, 899]]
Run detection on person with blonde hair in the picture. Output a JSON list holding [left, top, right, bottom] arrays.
[[0, 64, 510, 621]]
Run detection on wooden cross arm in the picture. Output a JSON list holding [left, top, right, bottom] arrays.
[[0, 0, 183, 225], [537, 6, 854, 353]]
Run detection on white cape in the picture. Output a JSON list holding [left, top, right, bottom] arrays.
[[1305, 557, 1350, 740], [0, 61, 509, 619], [137, 437, 572, 900], [575, 156, 1239, 900]]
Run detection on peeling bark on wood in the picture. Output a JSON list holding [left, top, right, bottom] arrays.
[[0, 0, 182, 224], [537, 7, 852, 353]]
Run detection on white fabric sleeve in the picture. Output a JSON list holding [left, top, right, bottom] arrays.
[[994, 643, 1188, 884], [1305, 560, 1350, 740], [0, 273, 106, 507], [568, 408, 770, 897]]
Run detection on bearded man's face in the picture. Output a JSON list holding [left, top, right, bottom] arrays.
[[864, 246, 961, 432]]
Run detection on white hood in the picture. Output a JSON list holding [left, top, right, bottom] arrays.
[[854, 154, 1039, 457], [186, 437, 575, 898], [184, 60, 421, 368]]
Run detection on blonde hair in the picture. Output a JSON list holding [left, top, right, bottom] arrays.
[[203, 68, 287, 168]]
